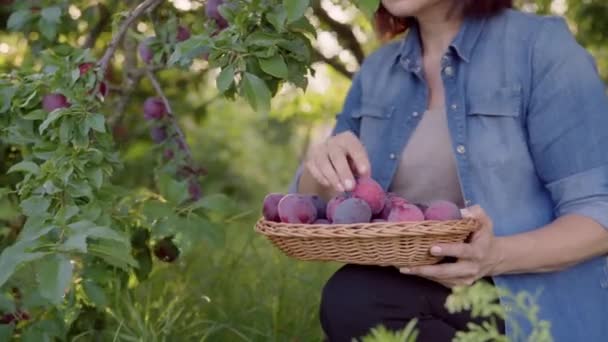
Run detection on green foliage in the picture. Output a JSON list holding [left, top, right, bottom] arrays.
[[359, 320, 418, 342], [0, 0, 604, 340], [446, 280, 553, 342]]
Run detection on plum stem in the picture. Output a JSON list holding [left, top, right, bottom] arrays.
[[97, 0, 163, 77]]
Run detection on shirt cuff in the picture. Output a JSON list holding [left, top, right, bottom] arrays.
[[545, 164, 608, 229], [287, 164, 304, 194]]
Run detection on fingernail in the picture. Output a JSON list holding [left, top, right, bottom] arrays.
[[359, 166, 367, 174], [344, 179, 353, 190], [337, 184, 345, 192], [460, 208, 472, 218], [430, 246, 442, 255], [400, 268, 411, 274]]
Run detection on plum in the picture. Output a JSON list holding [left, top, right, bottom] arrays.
[[326, 193, 349, 222], [313, 219, 330, 224], [424, 200, 461, 221], [176, 25, 191, 42], [163, 148, 175, 161], [262, 193, 284, 222], [205, 0, 229, 29], [309, 195, 327, 219], [377, 195, 409, 220], [352, 177, 386, 215], [138, 38, 154, 64], [42, 93, 70, 112], [150, 126, 167, 143], [153, 237, 180, 262], [387, 203, 425, 222], [278, 194, 317, 224], [143, 97, 167, 120], [78, 62, 94, 75], [188, 180, 202, 201], [333, 198, 372, 224]]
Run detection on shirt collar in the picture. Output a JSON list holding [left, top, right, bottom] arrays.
[[396, 16, 487, 70]]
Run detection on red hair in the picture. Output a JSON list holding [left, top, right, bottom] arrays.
[[374, 0, 513, 40]]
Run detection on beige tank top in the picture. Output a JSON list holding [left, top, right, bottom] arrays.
[[388, 108, 465, 207]]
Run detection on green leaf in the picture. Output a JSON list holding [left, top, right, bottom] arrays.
[[88, 239, 137, 270], [19, 224, 55, 243], [288, 16, 317, 37], [41, 6, 62, 23], [7, 10, 32, 31], [259, 55, 289, 78], [7, 161, 40, 176], [217, 65, 235, 93], [61, 234, 87, 253], [178, 215, 225, 249], [0, 293, 15, 312], [355, 0, 380, 17], [82, 280, 108, 308], [266, 6, 287, 31], [132, 246, 153, 281], [189, 193, 232, 213], [284, 0, 310, 23], [241, 72, 271, 113], [22, 109, 47, 120], [0, 325, 14, 342], [20, 196, 51, 216], [0, 240, 48, 288], [87, 168, 103, 189], [38, 18, 58, 41], [39, 109, 64, 133], [158, 174, 189, 205], [0, 87, 16, 113], [59, 118, 72, 144], [87, 113, 106, 133], [36, 254, 73, 305]]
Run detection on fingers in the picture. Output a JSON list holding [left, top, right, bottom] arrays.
[[430, 243, 480, 260], [305, 132, 370, 192], [400, 261, 480, 280], [461, 205, 493, 230], [336, 133, 370, 177], [314, 152, 345, 192], [328, 145, 355, 191]]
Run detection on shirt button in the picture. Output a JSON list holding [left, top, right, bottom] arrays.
[[389, 153, 396, 160], [456, 145, 466, 154], [451, 104, 458, 110], [444, 66, 454, 76], [412, 111, 419, 117]]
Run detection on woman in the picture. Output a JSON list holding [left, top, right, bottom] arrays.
[[288, 0, 608, 341]]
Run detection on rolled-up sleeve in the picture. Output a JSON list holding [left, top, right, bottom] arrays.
[[286, 72, 363, 193], [527, 17, 608, 229]]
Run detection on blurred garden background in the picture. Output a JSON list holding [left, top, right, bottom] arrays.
[[0, 0, 606, 341]]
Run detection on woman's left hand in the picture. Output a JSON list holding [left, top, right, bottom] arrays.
[[399, 205, 503, 288]]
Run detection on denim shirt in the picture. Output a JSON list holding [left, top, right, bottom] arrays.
[[288, 9, 608, 341]]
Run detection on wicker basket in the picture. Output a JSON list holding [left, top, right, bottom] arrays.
[[254, 218, 481, 267]]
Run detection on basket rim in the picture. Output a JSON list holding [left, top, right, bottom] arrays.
[[254, 217, 480, 238]]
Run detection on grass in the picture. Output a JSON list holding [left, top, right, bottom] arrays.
[[104, 205, 340, 342]]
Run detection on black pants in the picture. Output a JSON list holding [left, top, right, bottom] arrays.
[[320, 264, 505, 342]]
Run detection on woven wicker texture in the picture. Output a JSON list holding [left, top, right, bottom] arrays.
[[254, 218, 481, 267]]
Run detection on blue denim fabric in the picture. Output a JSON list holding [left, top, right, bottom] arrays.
[[288, 9, 608, 341]]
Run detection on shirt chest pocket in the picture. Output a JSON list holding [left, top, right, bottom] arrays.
[[351, 102, 395, 151], [466, 86, 530, 168]]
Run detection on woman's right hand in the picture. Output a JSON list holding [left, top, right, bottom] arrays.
[[304, 131, 371, 193]]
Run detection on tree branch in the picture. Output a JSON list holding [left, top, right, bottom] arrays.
[[311, 1, 365, 65], [144, 68, 195, 163], [97, 0, 162, 77], [312, 49, 353, 79]]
